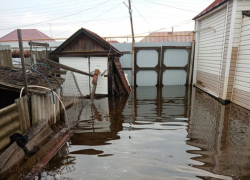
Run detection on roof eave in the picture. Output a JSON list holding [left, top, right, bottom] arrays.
[[51, 28, 123, 56], [193, 0, 228, 20]]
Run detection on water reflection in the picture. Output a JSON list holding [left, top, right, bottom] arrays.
[[37, 86, 250, 180], [187, 89, 250, 179]]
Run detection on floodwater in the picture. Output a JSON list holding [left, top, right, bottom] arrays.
[[38, 86, 250, 180]]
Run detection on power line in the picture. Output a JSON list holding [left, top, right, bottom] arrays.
[[0, 0, 104, 12], [131, 3, 150, 26], [53, 3, 122, 37], [0, 0, 113, 31], [0, 1, 120, 23], [143, 0, 200, 13]]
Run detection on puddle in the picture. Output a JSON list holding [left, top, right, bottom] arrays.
[[7, 86, 250, 179]]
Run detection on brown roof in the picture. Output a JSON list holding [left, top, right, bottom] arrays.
[[193, 0, 228, 20], [140, 31, 193, 43], [0, 29, 55, 42], [51, 28, 123, 56], [113, 57, 131, 95], [107, 40, 119, 43]]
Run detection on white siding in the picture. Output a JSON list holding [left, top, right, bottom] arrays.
[[233, 0, 250, 47], [60, 57, 108, 96], [232, 16, 250, 109], [195, 6, 228, 96], [89, 57, 108, 95]]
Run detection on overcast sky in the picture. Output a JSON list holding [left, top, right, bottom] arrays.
[[0, 0, 214, 42]]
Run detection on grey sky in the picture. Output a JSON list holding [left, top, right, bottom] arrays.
[[0, 0, 214, 42]]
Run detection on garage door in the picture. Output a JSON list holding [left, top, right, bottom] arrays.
[[232, 15, 250, 109], [59, 57, 107, 96]]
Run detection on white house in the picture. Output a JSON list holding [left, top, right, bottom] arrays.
[[193, 0, 250, 110]]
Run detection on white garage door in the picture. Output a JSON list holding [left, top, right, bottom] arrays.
[[59, 57, 108, 96]]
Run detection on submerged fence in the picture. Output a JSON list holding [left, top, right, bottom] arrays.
[[0, 91, 61, 151]]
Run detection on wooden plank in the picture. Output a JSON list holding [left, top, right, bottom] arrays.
[[0, 125, 53, 174], [38, 58, 93, 77], [0, 120, 47, 170], [24, 129, 73, 180]]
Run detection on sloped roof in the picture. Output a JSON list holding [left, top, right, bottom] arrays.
[[140, 31, 193, 43], [0, 29, 55, 42], [193, 0, 228, 20], [51, 28, 122, 56]]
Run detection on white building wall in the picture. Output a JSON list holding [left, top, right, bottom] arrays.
[[194, 5, 228, 97], [233, 0, 250, 47], [232, 15, 250, 109]]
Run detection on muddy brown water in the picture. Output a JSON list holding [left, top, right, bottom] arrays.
[[4, 86, 250, 180]]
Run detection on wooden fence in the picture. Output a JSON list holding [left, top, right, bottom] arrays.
[[0, 90, 61, 151], [0, 45, 12, 66]]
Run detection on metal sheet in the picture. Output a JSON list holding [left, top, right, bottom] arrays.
[[123, 70, 132, 86], [60, 57, 89, 96], [137, 50, 158, 67], [111, 43, 132, 52], [0, 45, 10, 50], [120, 54, 132, 68], [164, 49, 188, 67], [162, 70, 187, 85], [136, 70, 157, 86], [135, 42, 192, 47]]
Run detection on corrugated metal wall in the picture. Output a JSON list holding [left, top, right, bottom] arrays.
[[163, 49, 188, 67], [136, 70, 158, 86], [162, 70, 187, 85], [137, 50, 158, 67], [161, 48, 189, 86]]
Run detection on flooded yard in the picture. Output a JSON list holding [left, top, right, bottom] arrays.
[[37, 86, 250, 179]]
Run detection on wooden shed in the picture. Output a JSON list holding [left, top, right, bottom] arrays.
[[51, 28, 131, 96], [193, 0, 250, 109]]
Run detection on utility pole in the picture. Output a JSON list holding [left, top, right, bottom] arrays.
[[17, 29, 29, 96], [128, 0, 135, 42]]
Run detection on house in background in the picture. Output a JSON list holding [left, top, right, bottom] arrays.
[[193, 0, 250, 110], [51, 28, 130, 97], [140, 31, 193, 42], [0, 29, 55, 42]]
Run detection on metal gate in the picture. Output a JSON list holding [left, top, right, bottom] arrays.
[[134, 47, 161, 87], [111, 42, 192, 87]]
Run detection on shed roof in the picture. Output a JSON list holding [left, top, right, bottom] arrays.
[[51, 28, 123, 56], [0, 29, 55, 42], [193, 0, 228, 20]]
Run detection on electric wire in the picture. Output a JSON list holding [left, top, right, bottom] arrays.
[[0, 0, 113, 30]]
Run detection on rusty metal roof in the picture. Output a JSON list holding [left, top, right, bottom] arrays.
[[0, 29, 55, 42], [113, 58, 131, 95], [193, 0, 228, 20], [140, 31, 193, 43], [51, 28, 123, 56]]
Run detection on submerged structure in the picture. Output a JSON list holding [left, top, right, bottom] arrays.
[[51, 28, 131, 96], [193, 0, 250, 110]]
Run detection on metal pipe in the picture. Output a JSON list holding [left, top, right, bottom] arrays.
[[0, 35, 194, 42]]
